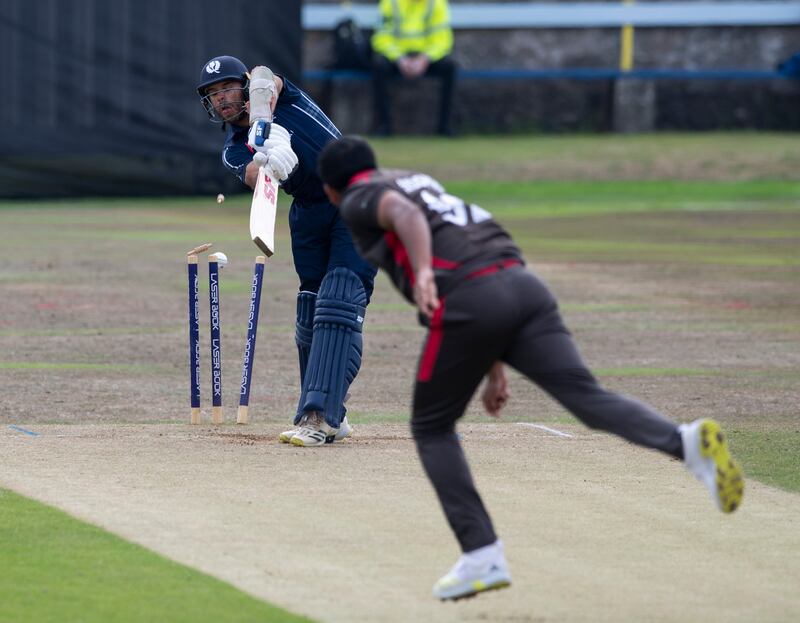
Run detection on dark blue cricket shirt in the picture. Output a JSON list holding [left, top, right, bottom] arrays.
[[221, 77, 341, 204]]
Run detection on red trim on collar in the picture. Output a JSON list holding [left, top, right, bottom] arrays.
[[346, 169, 375, 188]]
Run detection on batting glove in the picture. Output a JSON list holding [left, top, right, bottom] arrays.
[[247, 121, 292, 153], [252, 145, 298, 182]]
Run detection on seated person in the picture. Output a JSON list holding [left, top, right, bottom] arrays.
[[370, 0, 457, 136]]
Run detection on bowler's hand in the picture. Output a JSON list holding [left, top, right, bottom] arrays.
[[414, 266, 440, 319], [482, 364, 509, 418]]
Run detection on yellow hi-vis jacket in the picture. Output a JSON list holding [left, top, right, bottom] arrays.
[[371, 0, 454, 62]]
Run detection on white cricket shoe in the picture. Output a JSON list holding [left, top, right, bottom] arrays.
[[280, 393, 352, 443], [279, 413, 309, 444], [290, 412, 351, 447], [280, 414, 351, 444], [680, 418, 744, 513], [432, 540, 512, 601], [336, 415, 352, 441]]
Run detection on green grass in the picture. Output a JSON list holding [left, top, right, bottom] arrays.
[[728, 431, 800, 493], [348, 410, 411, 424], [510, 236, 797, 266], [0, 362, 155, 372], [447, 180, 800, 219], [594, 367, 715, 377], [372, 132, 800, 176], [0, 327, 178, 338], [561, 303, 667, 313], [0, 488, 315, 623], [0, 133, 798, 613]]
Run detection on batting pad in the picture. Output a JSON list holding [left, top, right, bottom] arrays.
[[295, 291, 316, 387], [297, 268, 366, 428]]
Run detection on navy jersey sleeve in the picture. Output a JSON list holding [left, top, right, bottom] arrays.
[[222, 141, 252, 185], [272, 77, 341, 203], [221, 125, 253, 186]]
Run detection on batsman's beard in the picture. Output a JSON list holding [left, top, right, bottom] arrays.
[[219, 103, 247, 123]]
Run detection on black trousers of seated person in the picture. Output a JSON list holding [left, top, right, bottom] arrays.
[[372, 54, 457, 135]]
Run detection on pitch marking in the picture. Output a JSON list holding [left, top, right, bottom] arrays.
[[516, 423, 573, 438], [8, 425, 40, 437]]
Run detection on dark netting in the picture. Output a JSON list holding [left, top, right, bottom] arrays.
[[0, 0, 301, 197]]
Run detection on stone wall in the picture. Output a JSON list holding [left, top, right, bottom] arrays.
[[301, 4, 800, 133]]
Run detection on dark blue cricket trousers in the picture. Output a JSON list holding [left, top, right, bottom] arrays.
[[288, 199, 376, 297]]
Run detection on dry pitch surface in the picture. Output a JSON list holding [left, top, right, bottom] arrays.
[[3, 423, 799, 623], [2, 165, 800, 621]]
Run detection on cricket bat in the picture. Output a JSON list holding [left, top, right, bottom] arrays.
[[248, 66, 279, 257]]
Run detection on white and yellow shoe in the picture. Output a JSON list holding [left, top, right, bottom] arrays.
[[680, 418, 744, 513], [290, 412, 351, 447], [279, 414, 308, 444], [432, 540, 512, 601], [280, 414, 351, 444]]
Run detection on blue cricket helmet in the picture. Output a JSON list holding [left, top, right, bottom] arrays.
[[197, 55, 250, 123], [197, 55, 249, 95]]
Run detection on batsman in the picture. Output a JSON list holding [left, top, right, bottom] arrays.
[[197, 56, 377, 445]]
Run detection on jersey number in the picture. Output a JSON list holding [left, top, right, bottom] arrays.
[[420, 190, 492, 227]]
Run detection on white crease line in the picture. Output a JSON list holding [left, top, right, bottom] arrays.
[[7, 425, 40, 437], [516, 423, 573, 438]]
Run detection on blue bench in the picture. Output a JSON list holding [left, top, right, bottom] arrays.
[[303, 68, 789, 83]]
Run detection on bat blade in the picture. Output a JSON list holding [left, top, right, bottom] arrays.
[[248, 65, 278, 255], [250, 166, 278, 257]]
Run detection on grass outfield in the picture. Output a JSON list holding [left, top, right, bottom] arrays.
[[0, 489, 315, 623], [1, 133, 799, 619]]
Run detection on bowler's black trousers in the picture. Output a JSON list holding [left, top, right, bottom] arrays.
[[411, 263, 683, 553]]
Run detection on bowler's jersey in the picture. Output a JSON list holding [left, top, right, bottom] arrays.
[[339, 169, 523, 304], [222, 77, 341, 204]]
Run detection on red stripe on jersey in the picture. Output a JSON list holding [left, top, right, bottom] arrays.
[[417, 299, 446, 382], [466, 258, 522, 280], [384, 231, 415, 286], [432, 256, 461, 270]]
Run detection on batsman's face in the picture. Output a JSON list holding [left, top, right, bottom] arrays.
[[205, 80, 247, 122]]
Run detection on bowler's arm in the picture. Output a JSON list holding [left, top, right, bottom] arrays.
[[482, 362, 509, 417], [376, 190, 440, 318]]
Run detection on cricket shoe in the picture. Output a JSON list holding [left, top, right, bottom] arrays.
[[679, 418, 744, 513], [432, 540, 512, 601], [290, 412, 350, 447], [280, 414, 351, 444], [279, 393, 352, 443]]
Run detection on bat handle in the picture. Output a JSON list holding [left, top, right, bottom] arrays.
[[249, 66, 276, 124]]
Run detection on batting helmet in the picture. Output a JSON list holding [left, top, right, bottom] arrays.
[[197, 55, 250, 122]]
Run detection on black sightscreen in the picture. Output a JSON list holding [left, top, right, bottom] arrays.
[[0, 0, 301, 197]]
